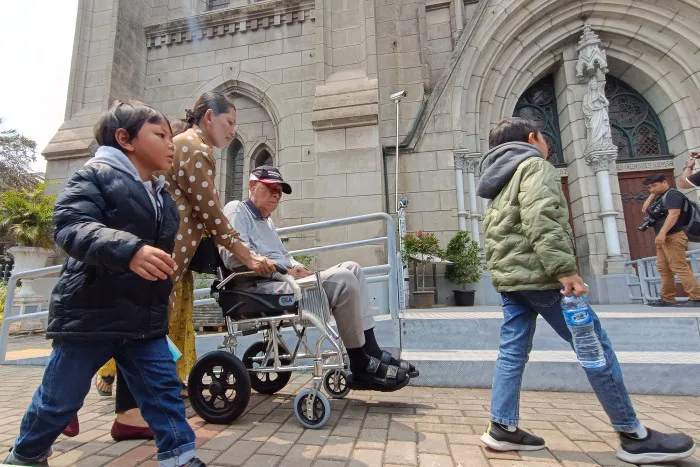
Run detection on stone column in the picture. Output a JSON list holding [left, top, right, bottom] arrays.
[[453, 152, 468, 231], [575, 24, 625, 274], [464, 153, 482, 246]]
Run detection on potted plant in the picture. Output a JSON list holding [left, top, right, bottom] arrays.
[[402, 230, 442, 308], [0, 183, 56, 298], [444, 230, 483, 306]]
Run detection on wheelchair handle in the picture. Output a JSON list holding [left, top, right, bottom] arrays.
[[275, 263, 288, 275]]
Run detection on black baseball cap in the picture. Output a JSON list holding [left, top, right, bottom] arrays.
[[250, 166, 292, 194]]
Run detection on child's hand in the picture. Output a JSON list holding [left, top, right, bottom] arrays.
[[559, 274, 589, 296], [129, 245, 176, 281]]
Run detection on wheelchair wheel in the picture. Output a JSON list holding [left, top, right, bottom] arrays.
[[242, 341, 292, 395], [187, 351, 251, 424], [323, 369, 350, 399], [294, 389, 330, 429]]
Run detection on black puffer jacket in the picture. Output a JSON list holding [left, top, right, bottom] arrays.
[[47, 148, 179, 340]]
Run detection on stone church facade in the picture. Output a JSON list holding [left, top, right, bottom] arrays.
[[43, 0, 700, 303]]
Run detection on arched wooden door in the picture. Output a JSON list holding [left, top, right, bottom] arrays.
[[619, 170, 675, 260]]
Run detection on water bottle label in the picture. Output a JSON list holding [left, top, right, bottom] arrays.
[[563, 306, 592, 327], [579, 358, 606, 369]]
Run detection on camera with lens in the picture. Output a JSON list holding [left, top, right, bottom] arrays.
[[638, 198, 665, 232]]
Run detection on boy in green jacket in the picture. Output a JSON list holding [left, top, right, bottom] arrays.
[[476, 117, 695, 464]]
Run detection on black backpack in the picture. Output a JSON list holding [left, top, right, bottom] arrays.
[[662, 189, 700, 242]]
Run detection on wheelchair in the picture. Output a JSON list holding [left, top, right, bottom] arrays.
[[187, 253, 351, 430]]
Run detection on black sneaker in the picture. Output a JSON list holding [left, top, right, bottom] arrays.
[[680, 300, 700, 307], [480, 421, 545, 451], [188, 459, 207, 467], [618, 429, 696, 464], [647, 300, 677, 307]]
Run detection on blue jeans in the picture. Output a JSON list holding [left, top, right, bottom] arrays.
[[490, 290, 641, 433], [11, 337, 195, 467]]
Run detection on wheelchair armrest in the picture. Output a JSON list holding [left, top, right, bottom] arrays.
[[215, 264, 301, 301]]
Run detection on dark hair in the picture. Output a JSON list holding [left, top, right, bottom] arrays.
[[643, 174, 666, 185], [170, 119, 189, 137], [184, 91, 236, 128], [94, 100, 170, 151], [489, 117, 541, 148]]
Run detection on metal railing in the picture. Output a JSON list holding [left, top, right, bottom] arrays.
[[0, 265, 62, 364], [625, 249, 700, 303], [193, 213, 400, 319]]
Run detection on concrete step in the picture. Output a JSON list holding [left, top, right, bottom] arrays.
[[402, 349, 700, 396], [398, 307, 700, 395], [400, 308, 700, 352]]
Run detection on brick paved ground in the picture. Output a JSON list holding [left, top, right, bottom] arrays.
[[0, 366, 699, 467]]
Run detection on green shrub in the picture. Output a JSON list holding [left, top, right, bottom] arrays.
[[444, 230, 483, 288]]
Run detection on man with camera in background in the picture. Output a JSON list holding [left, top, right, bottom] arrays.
[[641, 173, 700, 306]]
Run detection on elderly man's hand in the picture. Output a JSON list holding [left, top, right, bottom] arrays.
[[289, 267, 313, 279]]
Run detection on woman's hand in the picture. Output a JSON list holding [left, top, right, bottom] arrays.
[[231, 241, 276, 275], [246, 253, 276, 275]]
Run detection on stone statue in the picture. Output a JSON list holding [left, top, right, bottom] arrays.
[[582, 77, 611, 146]]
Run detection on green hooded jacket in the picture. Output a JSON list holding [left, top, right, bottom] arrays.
[[476, 142, 577, 292]]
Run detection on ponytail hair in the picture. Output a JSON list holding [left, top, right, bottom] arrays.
[[183, 91, 237, 128]]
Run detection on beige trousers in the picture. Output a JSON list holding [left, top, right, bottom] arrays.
[[247, 261, 375, 349], [656, 230, 700, 302]]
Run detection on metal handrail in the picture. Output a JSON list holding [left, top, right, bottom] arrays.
[[194, 213, 399, 319], [625, 249, 700, 303], [0, 265, 62, 364]]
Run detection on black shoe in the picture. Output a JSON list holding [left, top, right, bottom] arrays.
[[618, 429, 696, 464], [647, 300, 677, 307], [680, 300, 700, 307], [187, 459, 207, 467], [480, 422, 545, 451]]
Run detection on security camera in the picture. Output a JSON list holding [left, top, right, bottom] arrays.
[[390, 90, 407, 101]]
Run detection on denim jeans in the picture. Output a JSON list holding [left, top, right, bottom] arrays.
[[11, 337, 195, 467], [490, 289, 641, 433]]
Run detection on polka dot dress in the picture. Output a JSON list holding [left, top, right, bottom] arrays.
[[165, 125, 241, 308]]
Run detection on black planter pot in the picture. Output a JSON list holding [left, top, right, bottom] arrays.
[[453, 290, 475, 306]]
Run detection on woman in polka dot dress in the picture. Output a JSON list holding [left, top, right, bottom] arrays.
[[167, 92, 275, 292], [85, 92, 276, 442]]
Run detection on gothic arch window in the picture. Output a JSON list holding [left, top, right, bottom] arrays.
[[250, 146, 274, 171], [225, 139, 244, 204], [605, 76, 669, 160], [513, 75, 564, 166]]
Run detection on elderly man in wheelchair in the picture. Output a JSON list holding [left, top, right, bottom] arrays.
[[219, 166, 419, 390]]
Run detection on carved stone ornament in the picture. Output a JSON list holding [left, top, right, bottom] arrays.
[[575, 24, 608, 82], [453, 152, 466, 170], [464, 154, 481, 174], [584, 146, 618, 172]]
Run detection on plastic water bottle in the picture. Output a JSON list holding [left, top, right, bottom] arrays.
[[561, 293, 606, 369]]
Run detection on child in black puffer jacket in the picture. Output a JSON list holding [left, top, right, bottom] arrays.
[[5, 101, 206, 467]]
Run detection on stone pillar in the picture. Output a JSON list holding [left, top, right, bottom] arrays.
[[576, 25, 625, 275], [452, 0, 464, 42], [311, 0, 384, 268], [452, 151, 481, 244], [464, 154, 482, 246], [453, 152, 468, 231]]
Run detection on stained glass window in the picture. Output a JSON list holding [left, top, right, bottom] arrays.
[[606, 76, 668, 160], [514, 75, 564, 166]]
